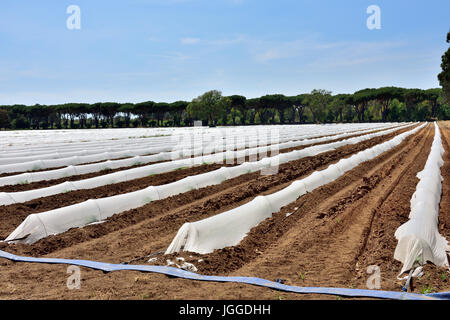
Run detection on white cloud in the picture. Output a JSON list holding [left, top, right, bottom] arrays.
[[249, 38, 408, 65], [180, 37, 200, 45], [148, 36, 160, 42], [210, 34, 246, 46]]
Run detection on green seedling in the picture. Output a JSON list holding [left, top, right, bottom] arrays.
[[421, 285, 433, 295]]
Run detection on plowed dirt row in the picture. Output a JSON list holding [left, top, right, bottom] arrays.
[[0, 123, 448, 300]]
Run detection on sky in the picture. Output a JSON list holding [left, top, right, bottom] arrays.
[[0, 0, 449, 105]]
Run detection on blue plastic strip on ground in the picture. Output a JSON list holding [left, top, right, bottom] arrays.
[[1, 249, 448, 300]]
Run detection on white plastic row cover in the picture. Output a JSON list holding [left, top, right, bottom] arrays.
[[0, 125, 327, 156], [0, 127, 308, 162], [0, 128, 310, 172], [0, 137, 180, 165], [0, 133, 180, 159], [394, 123, 449, 275], [0, 123, 412, 205], [165, 123, 425, 254], [0, 123, 396, 175], [4, 124, 415, 244], [0, 124, 370, 184], [0, 124, 395, 153], [0, 123, 400, 186]]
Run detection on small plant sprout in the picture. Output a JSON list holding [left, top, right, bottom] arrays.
[[421, 285, 433, 295]]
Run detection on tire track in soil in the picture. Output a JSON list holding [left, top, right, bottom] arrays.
[[438, 121, 450, 241], [0, 126, 417, 257]]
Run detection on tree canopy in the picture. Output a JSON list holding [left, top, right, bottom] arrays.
[[438, 31, 450, 104], [186, 90, 230, 126]]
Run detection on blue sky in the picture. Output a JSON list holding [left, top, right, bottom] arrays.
[[0, 0, 449, 105]]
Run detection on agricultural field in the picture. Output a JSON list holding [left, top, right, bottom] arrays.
[[0, 122, 449, 300]]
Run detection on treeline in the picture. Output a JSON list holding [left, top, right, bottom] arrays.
[[0, 86, 449, 130]]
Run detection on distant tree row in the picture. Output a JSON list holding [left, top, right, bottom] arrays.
[[0, 86, 449, 130]]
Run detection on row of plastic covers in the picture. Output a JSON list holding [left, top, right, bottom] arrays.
[[4, 123, 416, 244], [0, 125, 358, 153], [0, 123, 401, 186], [0, 123, 410, 205], [165, 123, 426, 254], [0, 127, 305, 172], [0, 125, 317, 163], [0, 128, 179, 151], [0, 135, 177, 159], [394, 123, 449, 275], [0, 124, 394, 152], [0, 123, 398, 173], [0, 137, 178, 166]]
